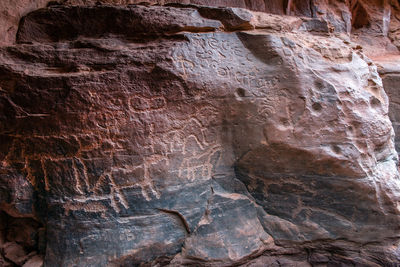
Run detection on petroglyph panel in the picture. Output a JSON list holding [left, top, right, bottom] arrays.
[[0, 30, 342, 221], [171, 33, 281, 99], [2, 5, 399, 265], [1, 67, 228, 217]]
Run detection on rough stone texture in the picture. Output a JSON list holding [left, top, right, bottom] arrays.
[[1, 3, 400, 266], [22, 255, 44, 267], [0, 211, 43, 267], [3, 242, 28, 265], [350, 0, 399, 56], [6, 0, 400, 46], [0, 0, 49, 46], [0, 0, 290, 46], [376, 56, 400, 159]]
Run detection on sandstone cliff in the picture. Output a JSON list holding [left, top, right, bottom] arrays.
[[1, 1, 400, 266]]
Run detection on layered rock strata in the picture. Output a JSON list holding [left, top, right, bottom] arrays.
[[3, 0, 400, 48], [1, 2, 400, 266]]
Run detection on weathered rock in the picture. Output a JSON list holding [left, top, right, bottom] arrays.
[[375, 55, 400, 160], [16, 5, 222, 43], [1, 2, 400, 267], [4, 0, 400, 46], [0, 211, 43, 266], [3, 242, 28, 265], [0, 0, 326, 45], [22, 255, 43, 267], [6, 218, 41, 249], [0, 0, 49, 45], [0, 253, 14, 267], [0, 166, 36, 218], [0, 212, 6, 248], [350, 0, 399, 56]]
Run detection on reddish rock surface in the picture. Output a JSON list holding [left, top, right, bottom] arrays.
[[1, 1, 400, 266], [3, 242, 28, 265], [22, 255, 43, 267]]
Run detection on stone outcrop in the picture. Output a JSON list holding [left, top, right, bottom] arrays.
[[1, 1, 400, 266], [3, 0, 400, 46]]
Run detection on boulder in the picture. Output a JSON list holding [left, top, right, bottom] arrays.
[[0, 3, 400, 266]]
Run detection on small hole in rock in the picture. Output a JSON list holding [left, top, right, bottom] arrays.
[[370, 97, 380, 106], [280, 118, 290, 126], [236, 88, 246, 97], [332, 145, 341, 154], [312, 102, 322, 111]]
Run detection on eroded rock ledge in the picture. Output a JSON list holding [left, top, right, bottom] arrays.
[[1, 2, 400, 267]]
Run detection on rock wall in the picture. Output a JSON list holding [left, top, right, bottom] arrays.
[[3, 0, 400, 47], [0, 0, 291, 45], [1, 1, 400, 267]]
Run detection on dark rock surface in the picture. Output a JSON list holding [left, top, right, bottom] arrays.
[[1, 2, 400, 267], [0, 211, 43, 266]]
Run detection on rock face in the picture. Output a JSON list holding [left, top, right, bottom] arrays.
[[2, 0, 396, 47], [375, 56, 400, 159], [1, 2, 400, 267], [0, 0, 297, 46]]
